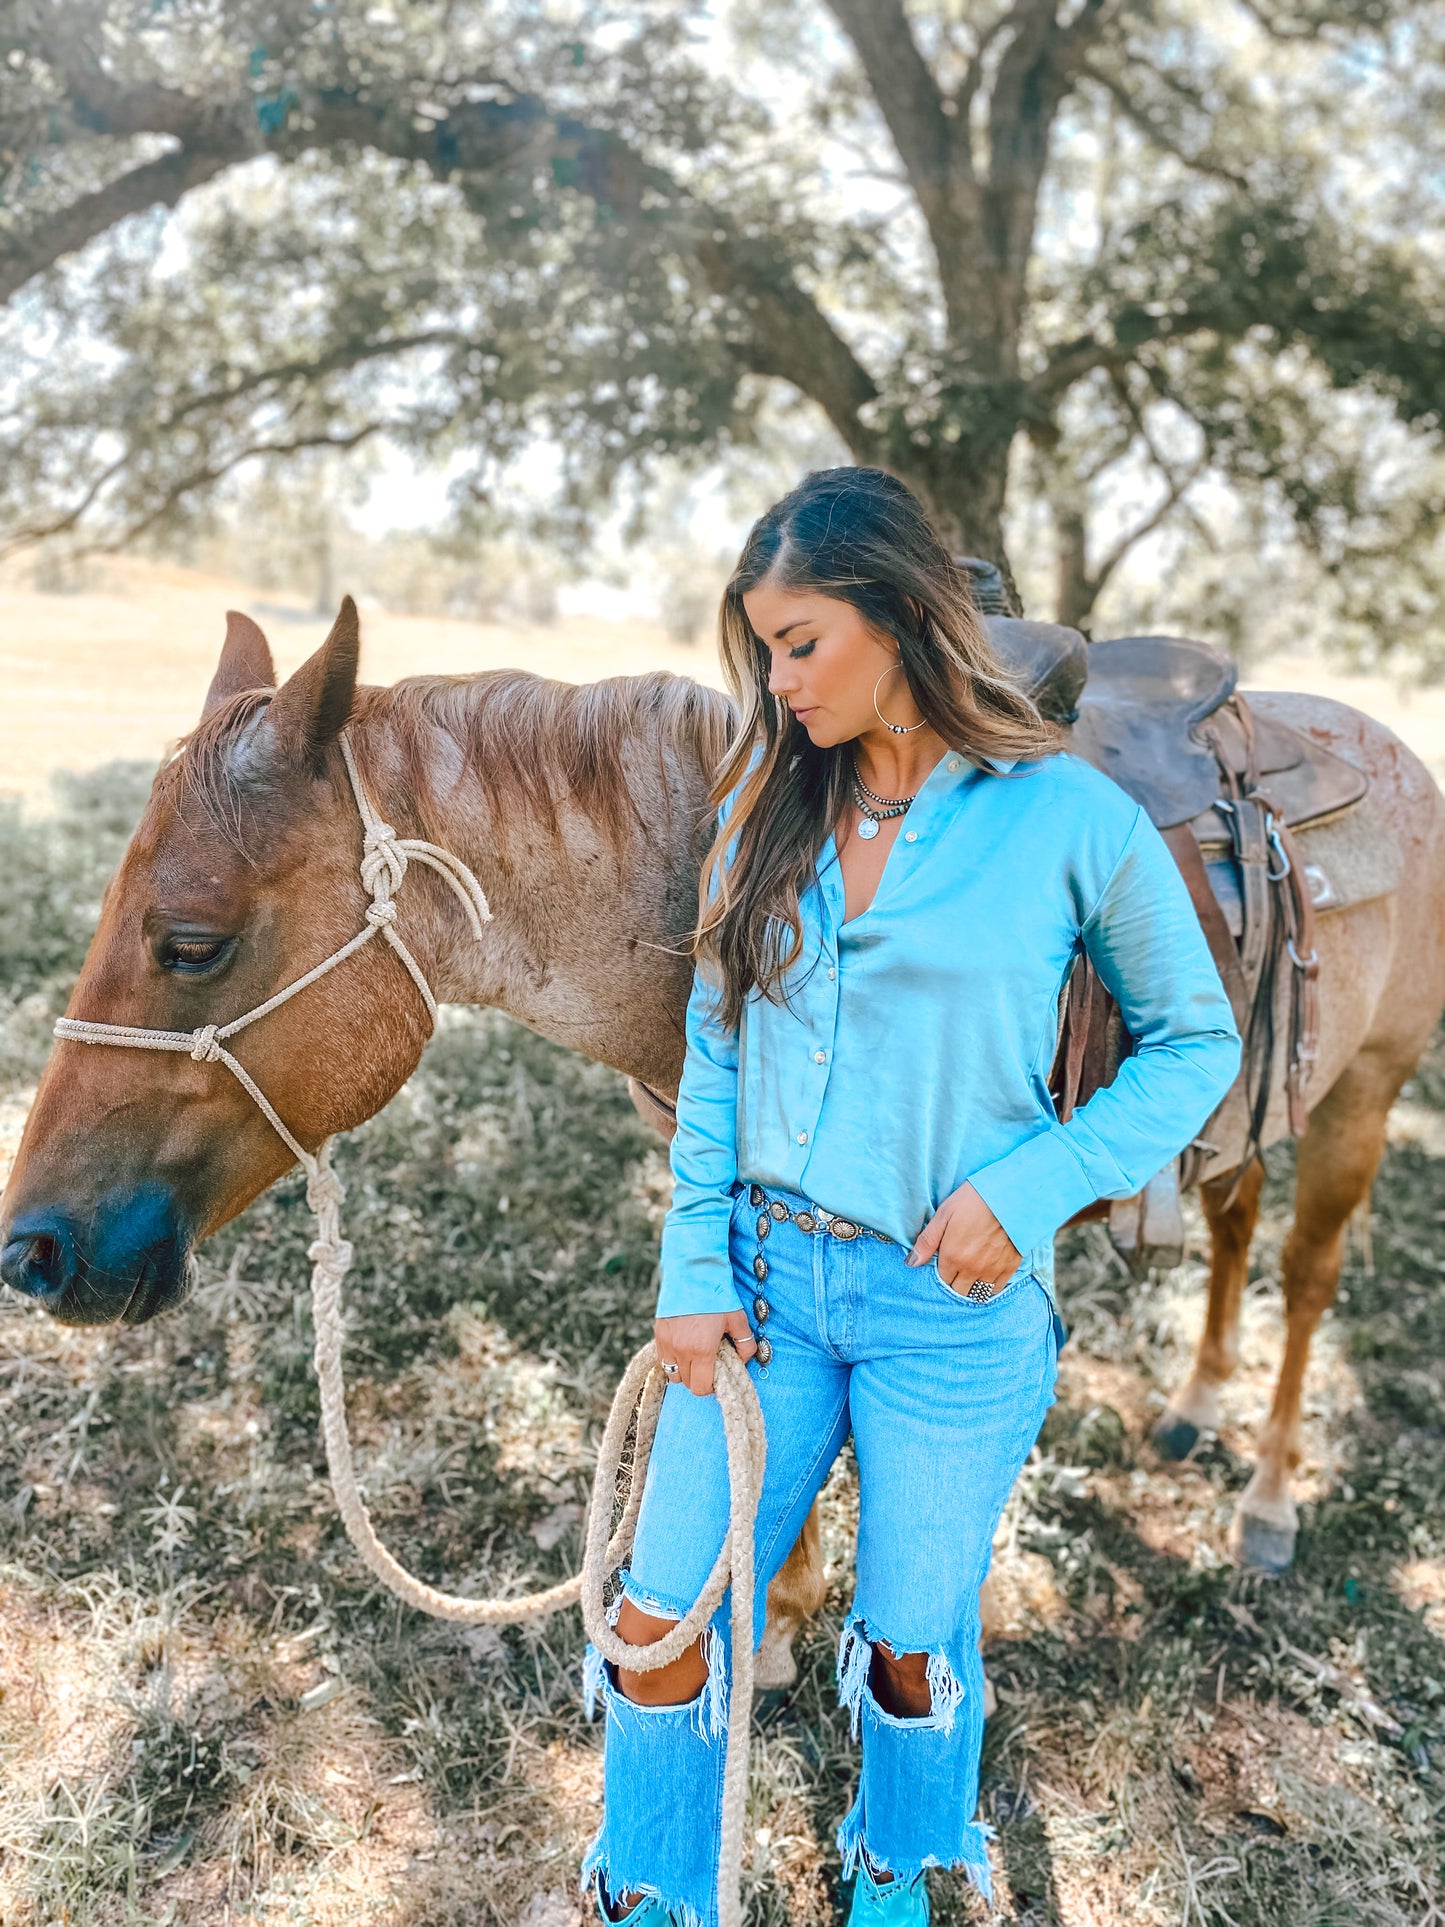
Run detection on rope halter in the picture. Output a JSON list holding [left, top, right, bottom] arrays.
[[49, 721, 765, 1927], [55, 729, 491, 1166]]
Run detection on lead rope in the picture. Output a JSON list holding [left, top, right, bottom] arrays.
[[53, 727, 764, 1927]]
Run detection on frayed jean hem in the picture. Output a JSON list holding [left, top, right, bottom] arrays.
[[833, 1609, 995, 1898], [580, 1640, 726, 1927]]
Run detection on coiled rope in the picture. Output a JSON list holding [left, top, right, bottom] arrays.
[[54, 726, 765, 1927]]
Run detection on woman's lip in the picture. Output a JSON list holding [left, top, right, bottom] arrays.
[[792, 705, 818, 720]]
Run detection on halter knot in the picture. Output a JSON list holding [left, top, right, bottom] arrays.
[[190, 1025, 223, 1063], [306, 1164, 347, 1216], [365, 900, 398, 926], [309, 1233, 354, 1273], [360, 822, 407, 900]]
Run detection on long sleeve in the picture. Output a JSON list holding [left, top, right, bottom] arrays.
[[655, 959, 743, 1317], [968, 806, 1243, 1257]]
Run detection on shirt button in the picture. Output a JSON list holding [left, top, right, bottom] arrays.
[[904, 829, 917, 842], [827, 967, 836, 979], [813, 1050, 826, 1063], [946, 756, 960, 772], [796, 1130, 808, 1144]]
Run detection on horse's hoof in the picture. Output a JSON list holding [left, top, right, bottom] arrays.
[[1232, 1510, 1297, 1573], [1151, 1413, 1200, 1462], [752, 1633, 799, 1693]]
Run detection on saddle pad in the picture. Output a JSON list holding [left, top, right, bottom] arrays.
[[1202, 791, 1400, 934]]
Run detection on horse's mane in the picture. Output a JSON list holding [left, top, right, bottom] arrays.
[[166, 670, 739, 855], [379, 669, 738, 850]]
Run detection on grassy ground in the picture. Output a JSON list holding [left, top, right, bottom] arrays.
[[1, 767, 1443, 1926]]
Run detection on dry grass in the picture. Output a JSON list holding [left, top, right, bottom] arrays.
[[0, 703, 1443, 1919]]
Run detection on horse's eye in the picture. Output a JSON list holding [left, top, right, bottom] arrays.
[[160, 936, 232, 975]]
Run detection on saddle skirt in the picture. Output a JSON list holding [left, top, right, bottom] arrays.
[[984, 618, 1400, 1267]]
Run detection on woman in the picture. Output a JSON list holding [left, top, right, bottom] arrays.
[[580, 468, 1241, 1924]]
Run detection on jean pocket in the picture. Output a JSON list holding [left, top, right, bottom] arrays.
[[929, 1259, 1032, 1308]]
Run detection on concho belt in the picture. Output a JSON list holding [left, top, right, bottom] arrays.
[[745, 1182, 893, 1246], [741, 1183, 895, 1369]]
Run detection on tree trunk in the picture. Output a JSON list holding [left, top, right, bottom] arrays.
[[1054, 503, 1098, 633], [898, 434, 1023, 614]]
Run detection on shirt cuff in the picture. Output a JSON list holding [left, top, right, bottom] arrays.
[[655, 1215, 739, 1319], [968, 1127, 1101, 1258]]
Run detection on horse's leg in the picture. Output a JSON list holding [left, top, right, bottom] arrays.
[[755, 1500, 827, 1690], [1230, 1051, 1401, 1571], [1152, 1158, 1266, 1461]]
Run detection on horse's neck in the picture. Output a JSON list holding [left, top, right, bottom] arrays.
[[357, 689, 707, 1096]]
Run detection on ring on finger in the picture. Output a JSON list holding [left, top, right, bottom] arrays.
[[661, 1360, 679, 1378]]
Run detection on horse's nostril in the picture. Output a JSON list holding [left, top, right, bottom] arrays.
[[0, 1230, 71, 1304]]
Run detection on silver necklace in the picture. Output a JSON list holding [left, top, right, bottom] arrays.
[[851, 772, 917, 841]]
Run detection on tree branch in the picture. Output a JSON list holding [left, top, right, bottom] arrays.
[[0, 425, 383, 564], [695, 235, 881, 458], [1081, 60, 1251, 189], [0, 144, 243, 304], [1090, 449, 1208, 595], [822, 0, 981, 337], [985, 0, 1121, 347]]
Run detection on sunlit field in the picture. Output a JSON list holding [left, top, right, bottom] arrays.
[[0, 574, 1443, 1924]]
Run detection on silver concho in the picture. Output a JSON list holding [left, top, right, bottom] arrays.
[[857, 816, 879, 840]]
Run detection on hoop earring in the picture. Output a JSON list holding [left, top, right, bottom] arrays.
[[873, 663, 925, 736]]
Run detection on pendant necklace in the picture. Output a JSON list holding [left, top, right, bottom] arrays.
[[851, 771, 918, 841]]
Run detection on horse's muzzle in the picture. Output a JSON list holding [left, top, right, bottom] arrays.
[[0, 1183, 194, 1325]]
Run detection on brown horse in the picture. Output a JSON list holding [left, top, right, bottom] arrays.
[[2, 602, 1443, 1648]]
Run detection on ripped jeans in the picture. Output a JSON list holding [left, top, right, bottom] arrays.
[[581, 1179, 1062, 1925]]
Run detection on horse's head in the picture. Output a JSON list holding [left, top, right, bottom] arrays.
[[0, 599, 438, 1326]]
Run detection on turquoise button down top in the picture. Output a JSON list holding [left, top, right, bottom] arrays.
[[655, 747, 1243, 1318]]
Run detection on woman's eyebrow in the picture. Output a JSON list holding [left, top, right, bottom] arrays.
[[773, 617, 812, 640]]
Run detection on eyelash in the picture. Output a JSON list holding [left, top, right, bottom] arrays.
[[788, 641, 815, 659]]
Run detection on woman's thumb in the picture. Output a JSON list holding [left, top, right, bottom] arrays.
[[906, 1211, 944, 1267]]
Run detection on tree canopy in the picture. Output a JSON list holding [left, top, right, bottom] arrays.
[[1, 0, 1442, 634]]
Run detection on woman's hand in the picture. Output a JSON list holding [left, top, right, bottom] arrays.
[[906, 1181, 1021, 1292], [654, 1311, 757, 1396]]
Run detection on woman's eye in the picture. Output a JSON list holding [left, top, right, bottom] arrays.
[[788, 640, 816, 659], [161, 937, 231, 974]]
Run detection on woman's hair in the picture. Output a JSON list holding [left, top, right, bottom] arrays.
[[694, 465, 1061, 1030]]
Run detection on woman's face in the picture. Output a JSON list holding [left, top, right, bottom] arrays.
[[741, 578, 920, 748]]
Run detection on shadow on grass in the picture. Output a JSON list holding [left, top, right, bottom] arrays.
[[0, 766, 1442, 1921]]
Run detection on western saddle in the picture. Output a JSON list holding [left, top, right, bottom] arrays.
[[976, 579, 1368, 1271]]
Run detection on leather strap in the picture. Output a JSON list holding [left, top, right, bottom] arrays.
[[1161, 824, 1250, 1029]]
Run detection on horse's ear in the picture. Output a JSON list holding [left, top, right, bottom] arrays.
[[204, 611, 277, 714], [269, 596, 361, 772]]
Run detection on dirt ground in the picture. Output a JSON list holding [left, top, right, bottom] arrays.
[[0, 562, 1442, 1924]]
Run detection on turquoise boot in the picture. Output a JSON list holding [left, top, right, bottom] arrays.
[[591, 1880, 680, 1926], [847, 1861, 930, 1926]]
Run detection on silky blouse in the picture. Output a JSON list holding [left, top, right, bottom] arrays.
[[655, 746, 1243, 1318]]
